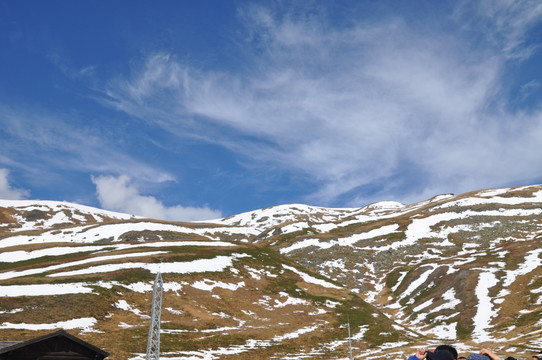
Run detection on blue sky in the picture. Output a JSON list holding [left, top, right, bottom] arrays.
[[1, 1, 542, 221]]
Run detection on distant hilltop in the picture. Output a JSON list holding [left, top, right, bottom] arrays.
[[1, 184, 541, 358]]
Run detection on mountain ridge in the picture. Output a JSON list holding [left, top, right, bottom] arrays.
[[1, 184, 541, 359]]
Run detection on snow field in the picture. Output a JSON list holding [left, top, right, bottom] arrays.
[[0, 220, 255, 249], [437, 189, 542, 209], [1, 251, 169, 280], [280, 224, 400, 254], [48, 253, 250, 277], [0, 240, 236, 263], [0, 280, 183, 297]]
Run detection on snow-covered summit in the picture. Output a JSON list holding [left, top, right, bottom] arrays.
[[207, 203, 357, 231], [0, 199, 137, 233]]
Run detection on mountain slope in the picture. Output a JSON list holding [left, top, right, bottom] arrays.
[[0, 201, 410, 359], [1, 184, 542, 359], [256, 185, 542, 352]]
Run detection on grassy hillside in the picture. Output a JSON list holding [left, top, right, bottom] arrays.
[[1, 185, 542, 358]]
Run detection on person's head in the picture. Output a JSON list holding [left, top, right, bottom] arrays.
[[458, 357, 466, 360], [436, 345, 458, 360], [532, 356, 540, 360], [504, 357, 517, 360], [427, 350, 455, 360], [466, 354, 490, 360]]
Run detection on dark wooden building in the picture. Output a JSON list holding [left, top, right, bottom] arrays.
[[0, 330, 109, 360]]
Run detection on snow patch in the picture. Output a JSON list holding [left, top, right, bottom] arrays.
[[283, 265, 341, 289], [0, 317, 97, 332], [472, 270, 499, 342], [192, 280, 245, 292]]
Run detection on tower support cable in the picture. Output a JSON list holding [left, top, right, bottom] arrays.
[[348, 315, 353, 360]]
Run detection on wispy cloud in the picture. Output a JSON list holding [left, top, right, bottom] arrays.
[[0, 105, 224, 219], [519, 80, 541, 101], [47, 51, 97, 80], [0, 105, 174, 185], [102, 3, 542, 206], [0, 169, 29, 200], [92, 175, 222, 221], [456, 0, 542, 60]]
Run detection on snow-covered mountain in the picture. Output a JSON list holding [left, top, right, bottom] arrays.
[[1, 185, 541, 359]]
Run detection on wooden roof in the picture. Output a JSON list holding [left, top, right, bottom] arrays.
[[0, 330, 109, 360], [0, 343, 19, 351]]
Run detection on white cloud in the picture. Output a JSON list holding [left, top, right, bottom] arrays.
[[102, 3, 542, 206], [0, 169, 29, 200], [92, 175, 222, 222]]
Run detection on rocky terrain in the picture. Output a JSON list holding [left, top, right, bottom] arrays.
[[1, 184, 541, 359]]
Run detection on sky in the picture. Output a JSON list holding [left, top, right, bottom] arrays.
[[1, 1, 542, 221]]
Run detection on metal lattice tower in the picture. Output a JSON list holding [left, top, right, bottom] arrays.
[[146, 272, 163, 360]]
